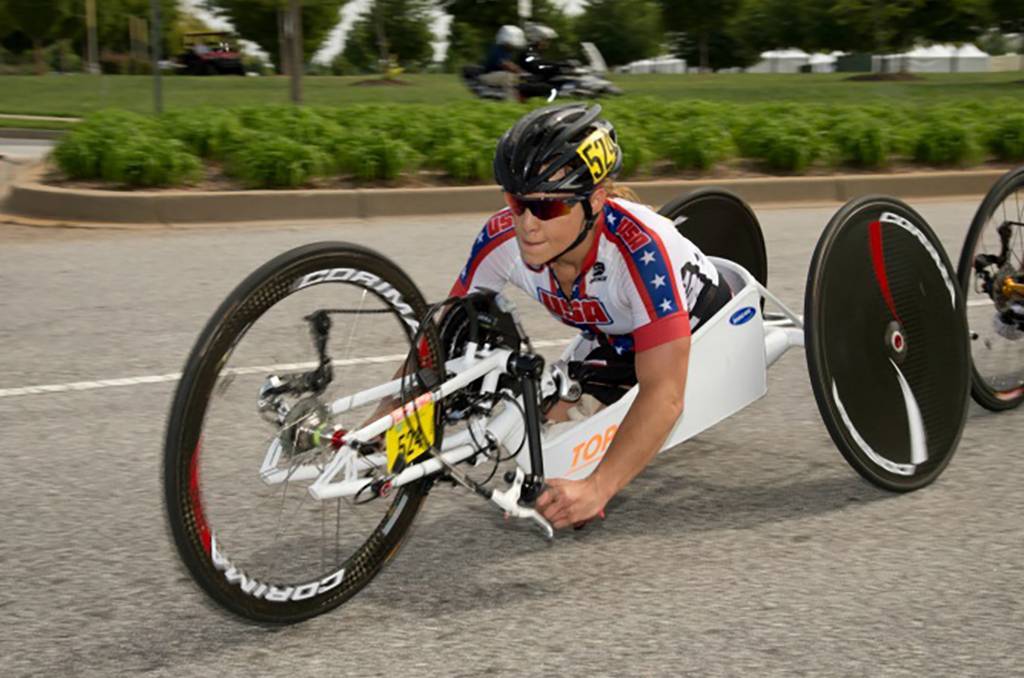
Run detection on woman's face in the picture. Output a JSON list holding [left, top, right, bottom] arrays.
[[506, 192, 587, 268], [505, 182, 606, 267]]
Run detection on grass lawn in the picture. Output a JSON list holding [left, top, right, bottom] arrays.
[[0, 72, 1021, 117]]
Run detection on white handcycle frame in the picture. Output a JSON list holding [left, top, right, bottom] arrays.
[[258, 258, 804, 535]]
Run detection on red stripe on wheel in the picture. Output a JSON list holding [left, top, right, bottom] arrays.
[[869, 220, 903, 323]]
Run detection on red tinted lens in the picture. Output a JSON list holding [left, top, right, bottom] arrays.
[[505, 193, 578, 220], [505, 193, 527, 215], [525, 199, 574, 220]]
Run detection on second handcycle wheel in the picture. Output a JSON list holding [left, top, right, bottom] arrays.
[[658, 188, 768, 287], [956, 164, 1024, 411], [805, 197, 970, 492], [164, 242, 443, 624]]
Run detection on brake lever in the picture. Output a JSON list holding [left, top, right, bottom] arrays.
[[490, 468, 554, 540]]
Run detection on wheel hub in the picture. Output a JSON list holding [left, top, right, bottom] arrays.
[[885, 320, 908, 363], [280, 396, 330, 457]]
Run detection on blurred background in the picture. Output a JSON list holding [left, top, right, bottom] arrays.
[[1, 0, 1022, 191]]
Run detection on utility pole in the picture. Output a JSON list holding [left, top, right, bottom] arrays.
[[288, 0, 303, 104], [85, 0, 99, 74], [150, 0, 163, 114]]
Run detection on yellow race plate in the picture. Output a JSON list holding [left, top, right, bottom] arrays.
[[385, 395, 435, 472], [575, 128, 618, 183]]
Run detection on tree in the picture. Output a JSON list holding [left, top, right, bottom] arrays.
[[830, 0, 926, 68], [576, 0, 663, 67], [990, 0, 1022, 34], [203, 0, 348, 73], [95, 0, 180, 56], [659, 0, 741, 71], [721, 0, 854, 71], [912, 0, 992, 45], [342, 0, 434, 72], [5, 0, 72, 73]]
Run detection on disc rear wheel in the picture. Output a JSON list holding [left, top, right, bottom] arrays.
[[805, 197, 970, 492], [658, 188, 768, 287]]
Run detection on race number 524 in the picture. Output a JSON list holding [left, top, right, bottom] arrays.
[[576, 130, 617, 183]]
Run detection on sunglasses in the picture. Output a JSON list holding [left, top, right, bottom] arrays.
[[505, 193, 587, 221]]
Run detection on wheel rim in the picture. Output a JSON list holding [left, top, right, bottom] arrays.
[[963, 182, 1024, 401], [178, 255, 438, 611]]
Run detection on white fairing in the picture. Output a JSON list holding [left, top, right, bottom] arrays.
[[502, 258, 769, 480]]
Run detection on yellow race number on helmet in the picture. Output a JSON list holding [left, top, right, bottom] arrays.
[[575, 128, 618, 184]]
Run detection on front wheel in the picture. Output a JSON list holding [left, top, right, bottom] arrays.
[[956, 165, 1024, 410], [164, 242, 443, 624]]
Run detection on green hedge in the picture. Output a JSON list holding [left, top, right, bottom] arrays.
[[53, 99, 1024, 188]]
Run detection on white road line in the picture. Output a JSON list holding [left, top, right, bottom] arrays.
[[0, 339, 572, 399]]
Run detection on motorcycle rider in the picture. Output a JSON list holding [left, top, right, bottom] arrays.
[[480, 25, 528, 101], [521, 22, 559, 71]]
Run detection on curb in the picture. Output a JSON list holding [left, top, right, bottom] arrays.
[[1, 163, 1006, 226], [0, 157, 35, 203], [0, 128, 67, 140]]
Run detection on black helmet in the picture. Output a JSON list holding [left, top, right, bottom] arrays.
[[493, 103, 622, 197]]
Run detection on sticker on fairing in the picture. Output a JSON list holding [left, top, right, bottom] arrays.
[[576, 128, 618, 183]]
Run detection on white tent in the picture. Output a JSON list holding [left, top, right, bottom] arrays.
[[747, 49, 811, 74], [619, 55, 687, 74], [808, 51, 843, 73], [873, 44, 991, 73]]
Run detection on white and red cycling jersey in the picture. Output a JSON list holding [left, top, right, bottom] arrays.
[[450, 198, 723, 355]]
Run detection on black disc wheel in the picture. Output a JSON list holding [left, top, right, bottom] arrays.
[[164, 242, 443, 624], [956, 165, 1024, 411], [658, 188, 768, 287], [805, 197, 970, 492]]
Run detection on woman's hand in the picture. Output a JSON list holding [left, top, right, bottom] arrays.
[[535, 476, 609, 530]]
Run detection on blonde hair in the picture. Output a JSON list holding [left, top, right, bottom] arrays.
[[602, 179, 643, 204]]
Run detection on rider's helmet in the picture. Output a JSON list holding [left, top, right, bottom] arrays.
[[493, 103, 622, 197], [493, 103, 622, 262], [496, 25, 527, 50], [524, 22, 558, 47]]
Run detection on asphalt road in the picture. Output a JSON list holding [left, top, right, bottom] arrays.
[[1, 197, 1021, 677]]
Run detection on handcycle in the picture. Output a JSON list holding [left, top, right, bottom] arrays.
[[957, 164, 1024, 411], [164, 190, 970, 624]]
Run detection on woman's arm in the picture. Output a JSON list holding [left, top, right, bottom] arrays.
[[589, 335, 689, 500], [537, 335, 690, 529]]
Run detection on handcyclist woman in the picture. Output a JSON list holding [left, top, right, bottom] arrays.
[[450, 104, 733, 530]]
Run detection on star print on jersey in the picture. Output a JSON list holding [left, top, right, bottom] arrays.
[[607, 334, 635, 355], [604, 203, 683, 321]]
